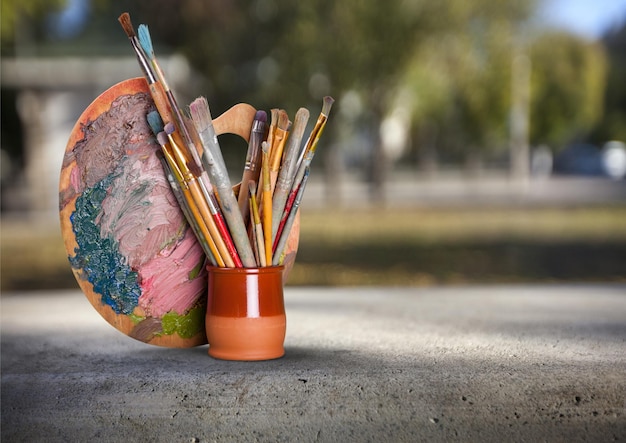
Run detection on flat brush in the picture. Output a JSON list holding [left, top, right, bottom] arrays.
[[296, 96, 335, 172], [281, 96, 334, 236], [137, 22, 218, 224], [267, 109, 279, 146], [118, 13, 174, 126], [256, 108, 279, 200], [248, 181, 266, 267], [121, 15, 211, 217], [155, 139, 217, 266], [188, 97, 228, 179], [238, 110, 267, 225], [138, 24, 199, 161], [261, 142, 273, 265], [272, 177, 299, 253], [271, 107, 309, 243], [164, 123, 237, 268], [189, 97, 256, 268], [273, 167, 310, 266], [268, 110, 291, 195]]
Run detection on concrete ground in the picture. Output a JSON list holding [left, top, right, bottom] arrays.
[[2, 285, 625, 442]]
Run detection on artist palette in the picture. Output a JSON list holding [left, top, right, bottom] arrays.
[[59, 78, 299, 347]]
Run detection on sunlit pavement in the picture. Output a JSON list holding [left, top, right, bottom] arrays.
[[2, 285, 625, 442]]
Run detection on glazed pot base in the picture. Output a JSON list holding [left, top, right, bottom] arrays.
[[207, 315, 286, 361]]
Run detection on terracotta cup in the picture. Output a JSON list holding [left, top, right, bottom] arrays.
[[205, 265, 286, 361]]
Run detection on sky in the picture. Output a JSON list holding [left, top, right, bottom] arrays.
[[540, 0, 626, 39]]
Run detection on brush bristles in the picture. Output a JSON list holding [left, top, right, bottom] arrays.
[[270, 109, 279, 127], [294, 108, 310, 126], [147, 111, 164, 136], [254, 110, 267, 123], [248, 181, 257, 197], [164, 122, 176, 136], [118, 13, 136, 38], [137, 24, 154, 57], [157, 131, 168, 147], [322, 96, 335, 116], [189, 97, 212, 133], [278, 110, 290, 131]]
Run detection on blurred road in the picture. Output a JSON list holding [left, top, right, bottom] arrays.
[[1, 175, 624, 224], [304, 174, 626, 208], [2, 285, 625, 442]]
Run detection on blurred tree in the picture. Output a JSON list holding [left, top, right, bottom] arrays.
[[529, 32, 607, 150], [0, 0, 66, 55], [3, 0, 433, 198], [177, 0, 442, 201], [593, 21, 626, 143], [397, 1, 535, 173], [4, 0, 611, 203], [1, 0, 65, 46]]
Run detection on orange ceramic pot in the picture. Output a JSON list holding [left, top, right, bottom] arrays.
[[206, 266, 286, 361]]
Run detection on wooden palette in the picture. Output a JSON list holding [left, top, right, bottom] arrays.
[[59, 77, 299, 348]]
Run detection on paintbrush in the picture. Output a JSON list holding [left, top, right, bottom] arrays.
[[118, 13, 176, 127], [277, 96, 334, 243], [237, 110, 267, 225], [271, 107, 309, 242], [256, 110, 288, 210], [248, 181, 266, 267], [155, 130, 222, 266], [188, 97, 256, 267], [266, 109, 279, 160], [148, 111, 216, 264], [261, 142, 273, 265], [155, 141, 217, 266], [165, 122, 243, 268], [274, 96, 334, 239], [164, 123, 239, 268], [137, 22, 225, 241], [255, 108, 279, 200], [188, 97, 228, 182], [268, 110, 291, 195], [121, 14, 219, 230], [296, 96, 335, 172], [273, 167, 310, 265], [137, 24, 206, 170], [272, 178, 300, 253], [273, 97, 334, 255]]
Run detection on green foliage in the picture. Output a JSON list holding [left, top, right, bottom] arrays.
[[399, 2, 534, 159], [2, 0, 616, 165], [174, 0, 434, 117], [529, 32, 608, 149], [1, 0, 65, 43], [593, 23, 626, 142]]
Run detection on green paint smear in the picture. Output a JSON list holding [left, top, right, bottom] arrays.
[[188, 259, 204, 280], [159, 305, 204, 339], [128, 313, 145, 325]]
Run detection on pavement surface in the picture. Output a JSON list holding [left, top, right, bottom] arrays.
[[2, 285, 625, 442]]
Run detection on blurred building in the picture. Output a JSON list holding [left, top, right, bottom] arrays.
[[1, 55, 194, 217]]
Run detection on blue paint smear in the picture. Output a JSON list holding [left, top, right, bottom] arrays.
[[70, 176, 141, 315]]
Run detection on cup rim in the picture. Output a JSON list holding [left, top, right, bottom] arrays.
[[205, 265, 285, 275]]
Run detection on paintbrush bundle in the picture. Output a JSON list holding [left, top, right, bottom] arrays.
[[119, 12, 333, 269]]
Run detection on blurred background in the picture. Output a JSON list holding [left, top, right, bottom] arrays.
[[1, 0, 625, 290]]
